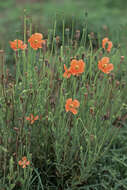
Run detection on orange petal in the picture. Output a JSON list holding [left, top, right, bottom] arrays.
[[22, 165, 26, 168], [70, 59, 77, 66], [26, 161, 30, 165], [73, 100, 80, 108], [64, 64, 68, 71], [26, 117, 31, 121], [66, 98, 72, 104], [65, 104, 70, 112], [31, 120, 35, 124], [105, 64, 114, 73], [65, 98, 73, 112], [22, 157, 27, 161], [34, 115, 39, 121], [18, 160, 22, 166], [70, 108, 78, 115], [101, 57, 110, 64], [63, 71, 71, 78]]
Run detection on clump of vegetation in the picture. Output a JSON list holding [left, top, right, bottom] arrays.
[[0, 12, 127, 190]]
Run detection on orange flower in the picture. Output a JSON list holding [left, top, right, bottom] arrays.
[[102, 37, 113, 52], [98, 57, 114, 74], [26, 114, 39, 124], [63, 64, 72, 78], [18, 156, 30, 168], [9, 39, 27, 51], [70, 59, 85, 76], [65, 98, 80, 115], [28, 33, 43, 50]]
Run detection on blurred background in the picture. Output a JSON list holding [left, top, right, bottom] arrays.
[[0, 0, 127, 57]]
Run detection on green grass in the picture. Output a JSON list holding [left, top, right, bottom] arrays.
[[1, 0, 127, 69]]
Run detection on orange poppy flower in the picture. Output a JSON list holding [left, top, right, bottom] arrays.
[[70, 59, 85, 76], [28, 33, 43, 50], [65, 98, 80, 115], [102, 37, 113, 52], [98, 57, 114, 74], [18, 156, 30, 168], [63, 64, 72, 78], [9, 39, 27, 51], [26, 114, 39, 124]]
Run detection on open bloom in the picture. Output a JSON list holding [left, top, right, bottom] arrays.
[[98, 57, 114, 74], [26, 114, 39, 124], [28, 33, 43, 50], [102, 37, 113, 52], [18, 156, 30, 168], [63, 64, 72, 78], [65, 98, 80, 115], [70, 59, 85, 76], [9, 39, 27, 51]]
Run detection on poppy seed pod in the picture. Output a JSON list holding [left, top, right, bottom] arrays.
[[75, 30, 80, 40], [90, 107, 94, 115]]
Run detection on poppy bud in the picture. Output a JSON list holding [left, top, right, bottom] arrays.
[[110, 73, 115, 80], [90, 134, 95, 141], [121, 56, 124, 60], [120, 56, 124, 64], [35, 66, 38, 71], [102, 111, 110, 120], [91, 83, 95, 88], [82, 53, 85, 59], [56, 36, 60, 44], [27, 30, 30, 37], [65, 28, 70, 34], [45, 59, 49, 67], [99, 51, 103, 57], [116, 80, 120, 87], [84, 93, 88, 100], [0, 50, 4, 54], [25, 72, 28, 77], [70, 57, 73, 61], [75, 30, 80, 40], [46, 115, 48, 120], [59, 56, 62, 62], [13, 152, 17, 157], [20, 96, 24, 103], [29, 83, 32, 89], [9, 83, 13, 88], [13, 127, 19, 132], [90, 107, 94, 115], [8, 138, 12, 143], [86, 83, 89, 90], [90, 32, 95, 39], [108, 77, 112, 83], [6, 69, 9, 75], [122, 81, 126, 88], [102, 25, 108, 31]]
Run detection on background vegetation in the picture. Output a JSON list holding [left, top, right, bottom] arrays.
[[1, 0, 127, 63]]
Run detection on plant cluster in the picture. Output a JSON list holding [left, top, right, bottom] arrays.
[[0, 17, 127, 190]]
